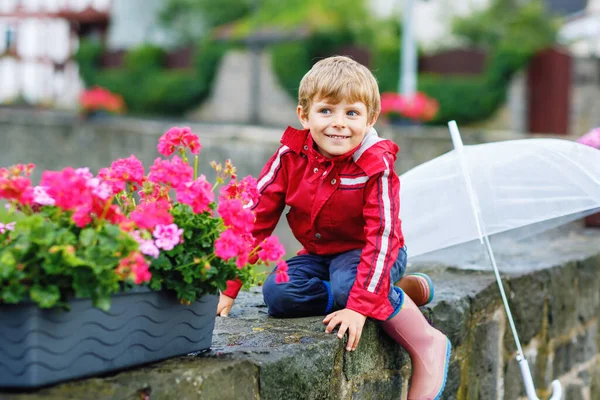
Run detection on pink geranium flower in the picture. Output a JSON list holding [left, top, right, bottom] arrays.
[[130, 231, 160, 258], [275, 260, 290, 284], [219, 176, 259, 206], [259, 236, 285, 262], [157, 126, 202, 156], [0, 165, 34, 204], [153, 223, 184, 251], [217, 199, 255, 233], [116, 252, 152, 284], [86, 178, 112, 200], [130, 200, 173, 230], [214, 228, 251, 261], [97, 167, 126, 194], [148, 156, 193, 189], [176, 175, 214, 214], [0, 222, 16, 234], [33, 186, 55, 206], [40, 167, 91, 211], [109, 155, 145, 185]]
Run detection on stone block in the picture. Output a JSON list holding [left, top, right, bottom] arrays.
[[548, 262, 579, 339], [503, 357, 526, 399], [564, 383, 585, 400], [0, 358, 258, 400], [349, 373, 405, 400], [462, 315, 502, 400], [591, 358, 600, 400], [553, 323, 598, 378], [577, 255, 600, 323], [502, 271, 549, 353]]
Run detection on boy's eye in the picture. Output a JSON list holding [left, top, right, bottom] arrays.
[[347, 110, 359, 116], [319, 108, 332, 114]]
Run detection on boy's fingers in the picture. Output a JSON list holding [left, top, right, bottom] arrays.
[[323, 312, 336, 324], [325, 317, 340, 334], [219, 305, 231, 317], [346, 327, 355, 351], [338, 323, 348, 340], [352, 328, 362, 351]]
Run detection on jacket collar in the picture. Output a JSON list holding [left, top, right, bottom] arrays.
[[353, 128, 386, 161]]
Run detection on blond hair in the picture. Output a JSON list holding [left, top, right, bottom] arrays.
[[298, 56, 381, 123]]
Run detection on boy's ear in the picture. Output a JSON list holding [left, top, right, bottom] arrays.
[[297, 105, 310, 129], [367, 112, 380, 130]]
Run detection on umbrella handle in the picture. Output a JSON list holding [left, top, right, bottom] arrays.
[[518, 357, 563, 400]]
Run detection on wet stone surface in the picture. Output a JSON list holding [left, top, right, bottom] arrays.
[[1, 224, 600, 400]]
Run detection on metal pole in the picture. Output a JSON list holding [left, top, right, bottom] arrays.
[[248, 0, 261, 125], [249, 44, 261, 125], [400, 0, 417, 98]]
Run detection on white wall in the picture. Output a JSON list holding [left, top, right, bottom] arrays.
[[0, 0, 103, 107], [559, 0, 600, 57], [106, 0, 177, 50]]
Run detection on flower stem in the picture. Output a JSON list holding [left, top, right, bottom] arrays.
[[194, 156, 198, 181], [97, 197, 114, 230]]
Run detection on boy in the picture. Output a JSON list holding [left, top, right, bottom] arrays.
[[218, 56, 450, 399]]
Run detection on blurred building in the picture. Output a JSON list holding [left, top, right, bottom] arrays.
[[105, 0, 177, 51], [371, 0, 587, 51], [559, 0, 600, 56], [370, 0, 491, 50], [0, 0, 112, 108]]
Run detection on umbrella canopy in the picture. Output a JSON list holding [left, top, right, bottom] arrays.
[[400, 138, 600, 259]]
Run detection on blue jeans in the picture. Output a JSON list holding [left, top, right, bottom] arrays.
[[263, 247, 407, 319]]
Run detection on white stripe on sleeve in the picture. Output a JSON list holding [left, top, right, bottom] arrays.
[[257, 145, 290, 191], [245, 145, 289, 209], [367, 157, 392, 292]]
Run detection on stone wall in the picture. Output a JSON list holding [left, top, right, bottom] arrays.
[[3, 225, 599, 400], [189, 50, 299, 127]]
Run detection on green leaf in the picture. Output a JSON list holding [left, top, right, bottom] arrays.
[[30, 284, 61, 308], [2, 283, 27, 304], [0, 252, 16, 279], [80, 228, 97, 247]]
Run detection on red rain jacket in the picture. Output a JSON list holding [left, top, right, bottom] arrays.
[[223, 126, 404, 320]]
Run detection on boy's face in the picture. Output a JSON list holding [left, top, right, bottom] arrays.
[[297, 99, 376, 159]]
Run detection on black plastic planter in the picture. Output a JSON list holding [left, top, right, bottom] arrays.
[[0, 289, 218, 389]]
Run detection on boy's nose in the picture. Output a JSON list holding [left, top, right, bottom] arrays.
[[332, 114, 346, 128]]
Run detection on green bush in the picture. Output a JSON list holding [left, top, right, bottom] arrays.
[[271, 42, 311, 100], [75, 40, 103, 85], [124, 45, 166, 72], [419, 74, 503, 126], [271, 29, 362, 101], [75, 40, 229, 116]]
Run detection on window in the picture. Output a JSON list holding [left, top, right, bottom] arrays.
[[5, 24, 16, 51]]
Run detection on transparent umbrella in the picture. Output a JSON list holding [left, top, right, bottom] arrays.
[[399, 121, 600, 400]]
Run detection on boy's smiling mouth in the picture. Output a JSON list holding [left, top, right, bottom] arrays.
[[325, 134, 349, 139]]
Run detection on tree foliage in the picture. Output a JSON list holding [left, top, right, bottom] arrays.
[[159, 0, 374, 43], [452, 0, 558, 58], [159, 0, 252, 42]]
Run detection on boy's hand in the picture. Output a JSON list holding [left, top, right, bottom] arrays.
[[217, 293, 235, 317], [323, 308, 367, 351]]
